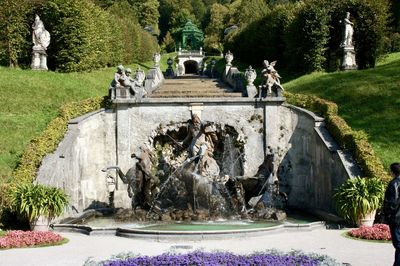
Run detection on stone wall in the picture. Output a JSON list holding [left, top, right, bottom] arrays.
[[36, 98, 359, 217]]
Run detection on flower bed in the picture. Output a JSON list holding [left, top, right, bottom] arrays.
[[95, 251, 339, 266], [0, 230, 65, 249], [348, 224, 391, 241]]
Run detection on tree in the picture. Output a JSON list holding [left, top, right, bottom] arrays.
[[161, 31, 175, 52], [233, 0, 269, 26], [204, 3, 229, 52], [0, 0, 31, 67]]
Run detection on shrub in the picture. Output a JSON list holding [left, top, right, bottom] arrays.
[[0, 230, 64, 249], [333, 177, 385, 225], [348, 224, 391, 241], [10, 183, 68, 229]]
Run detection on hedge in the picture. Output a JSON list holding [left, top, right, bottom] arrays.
[[285, 92, 390, 182], [0, 0, 159, 72], [225, 0, 390, 73]]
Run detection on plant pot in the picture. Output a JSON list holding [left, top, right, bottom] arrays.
[[32, 216, 50, 231], [358, 209, 376, 227]]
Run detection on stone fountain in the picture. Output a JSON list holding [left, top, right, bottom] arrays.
[[37, 55, 360, 235]]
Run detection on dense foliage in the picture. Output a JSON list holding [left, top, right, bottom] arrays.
[[333, 177, 385, 225], [10, 183, 68, 229], [348, 224, 391, 241], [0, 230, 64, 249], [226, 0, 390, 73], [0, 0, 158, 71], [87, 251, 339, 266]]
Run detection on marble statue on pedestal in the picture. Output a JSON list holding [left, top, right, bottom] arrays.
[[31, 15, 50, 70], [340, 12, 357, 70]]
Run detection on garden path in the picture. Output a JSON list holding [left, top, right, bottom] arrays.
[[0, 227, 393, 266]]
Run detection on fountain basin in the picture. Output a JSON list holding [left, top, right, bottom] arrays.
[[51, 219, 325, 240]]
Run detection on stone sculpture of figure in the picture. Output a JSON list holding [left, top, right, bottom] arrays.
[[123, 68, 145, 100], [153, 53, 161, 67], [181, 114, 220, 178], [132, 147, 159, 209], [32, 15, 50, 51], [259, 60, 284, 98], [109, 65, 126, 99], [341, 12, 354, 47]]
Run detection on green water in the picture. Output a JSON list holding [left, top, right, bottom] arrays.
[[140, 222, 279, 231]]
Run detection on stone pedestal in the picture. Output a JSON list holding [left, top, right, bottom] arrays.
[[31, 48, 48, 71], [246, 85, 257, 98], [342, 46, 357, 70]]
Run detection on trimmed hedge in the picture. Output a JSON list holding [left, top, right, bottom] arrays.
[[285, 92, 390, 182]]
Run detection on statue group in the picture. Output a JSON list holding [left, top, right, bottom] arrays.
[[109, 65, 146, 101]]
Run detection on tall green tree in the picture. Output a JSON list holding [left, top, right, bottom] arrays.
[[204, 3, 229, 52], [0, 0, 31, 67]]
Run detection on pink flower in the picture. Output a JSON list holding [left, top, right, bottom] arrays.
[[0, 230, 63, 249], [348, 224, 391, 241]]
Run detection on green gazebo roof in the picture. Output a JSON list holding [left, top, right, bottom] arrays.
[[175, 21, 204, 50]]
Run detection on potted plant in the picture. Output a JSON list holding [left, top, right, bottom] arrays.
[[10, 183, 69, 230], [333, 177, 385, 227]]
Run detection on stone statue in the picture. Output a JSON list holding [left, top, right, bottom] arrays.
[[132, 147, 159, 209], [340, 12, 357, 70], [259, 60, 284, 98], [182, 114, 220, 178], [225, 50, 233, 66], [341, 12, 354, 47], [124, 68, 145, 100], [109, 65, 125, 99], [245, 65, 257, 98], [31, 15, 50, 70], [32, 15, 50, 51], [153, 53, 161, 67]]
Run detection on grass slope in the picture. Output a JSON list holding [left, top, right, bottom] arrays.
[[284, 52, 400, 168], [0, 53, 176, 181]]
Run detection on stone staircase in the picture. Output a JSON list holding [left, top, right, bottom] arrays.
[[149, 76, 242, 98]]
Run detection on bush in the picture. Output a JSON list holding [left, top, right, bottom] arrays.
[[0, 230, 64, 249], [348, 224, 391, 241], [334, 177, 385, 225], [285, 92, 390, 181], [10, 183, 68, 229]]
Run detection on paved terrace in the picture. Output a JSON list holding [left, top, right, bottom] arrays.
[[0, 228, 393, 266]]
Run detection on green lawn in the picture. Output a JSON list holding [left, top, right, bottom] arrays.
[[284, 52, 400, 168]]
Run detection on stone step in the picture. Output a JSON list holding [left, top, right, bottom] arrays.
[[152, 89, 233, 94], [149, 93, 241, 98]]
